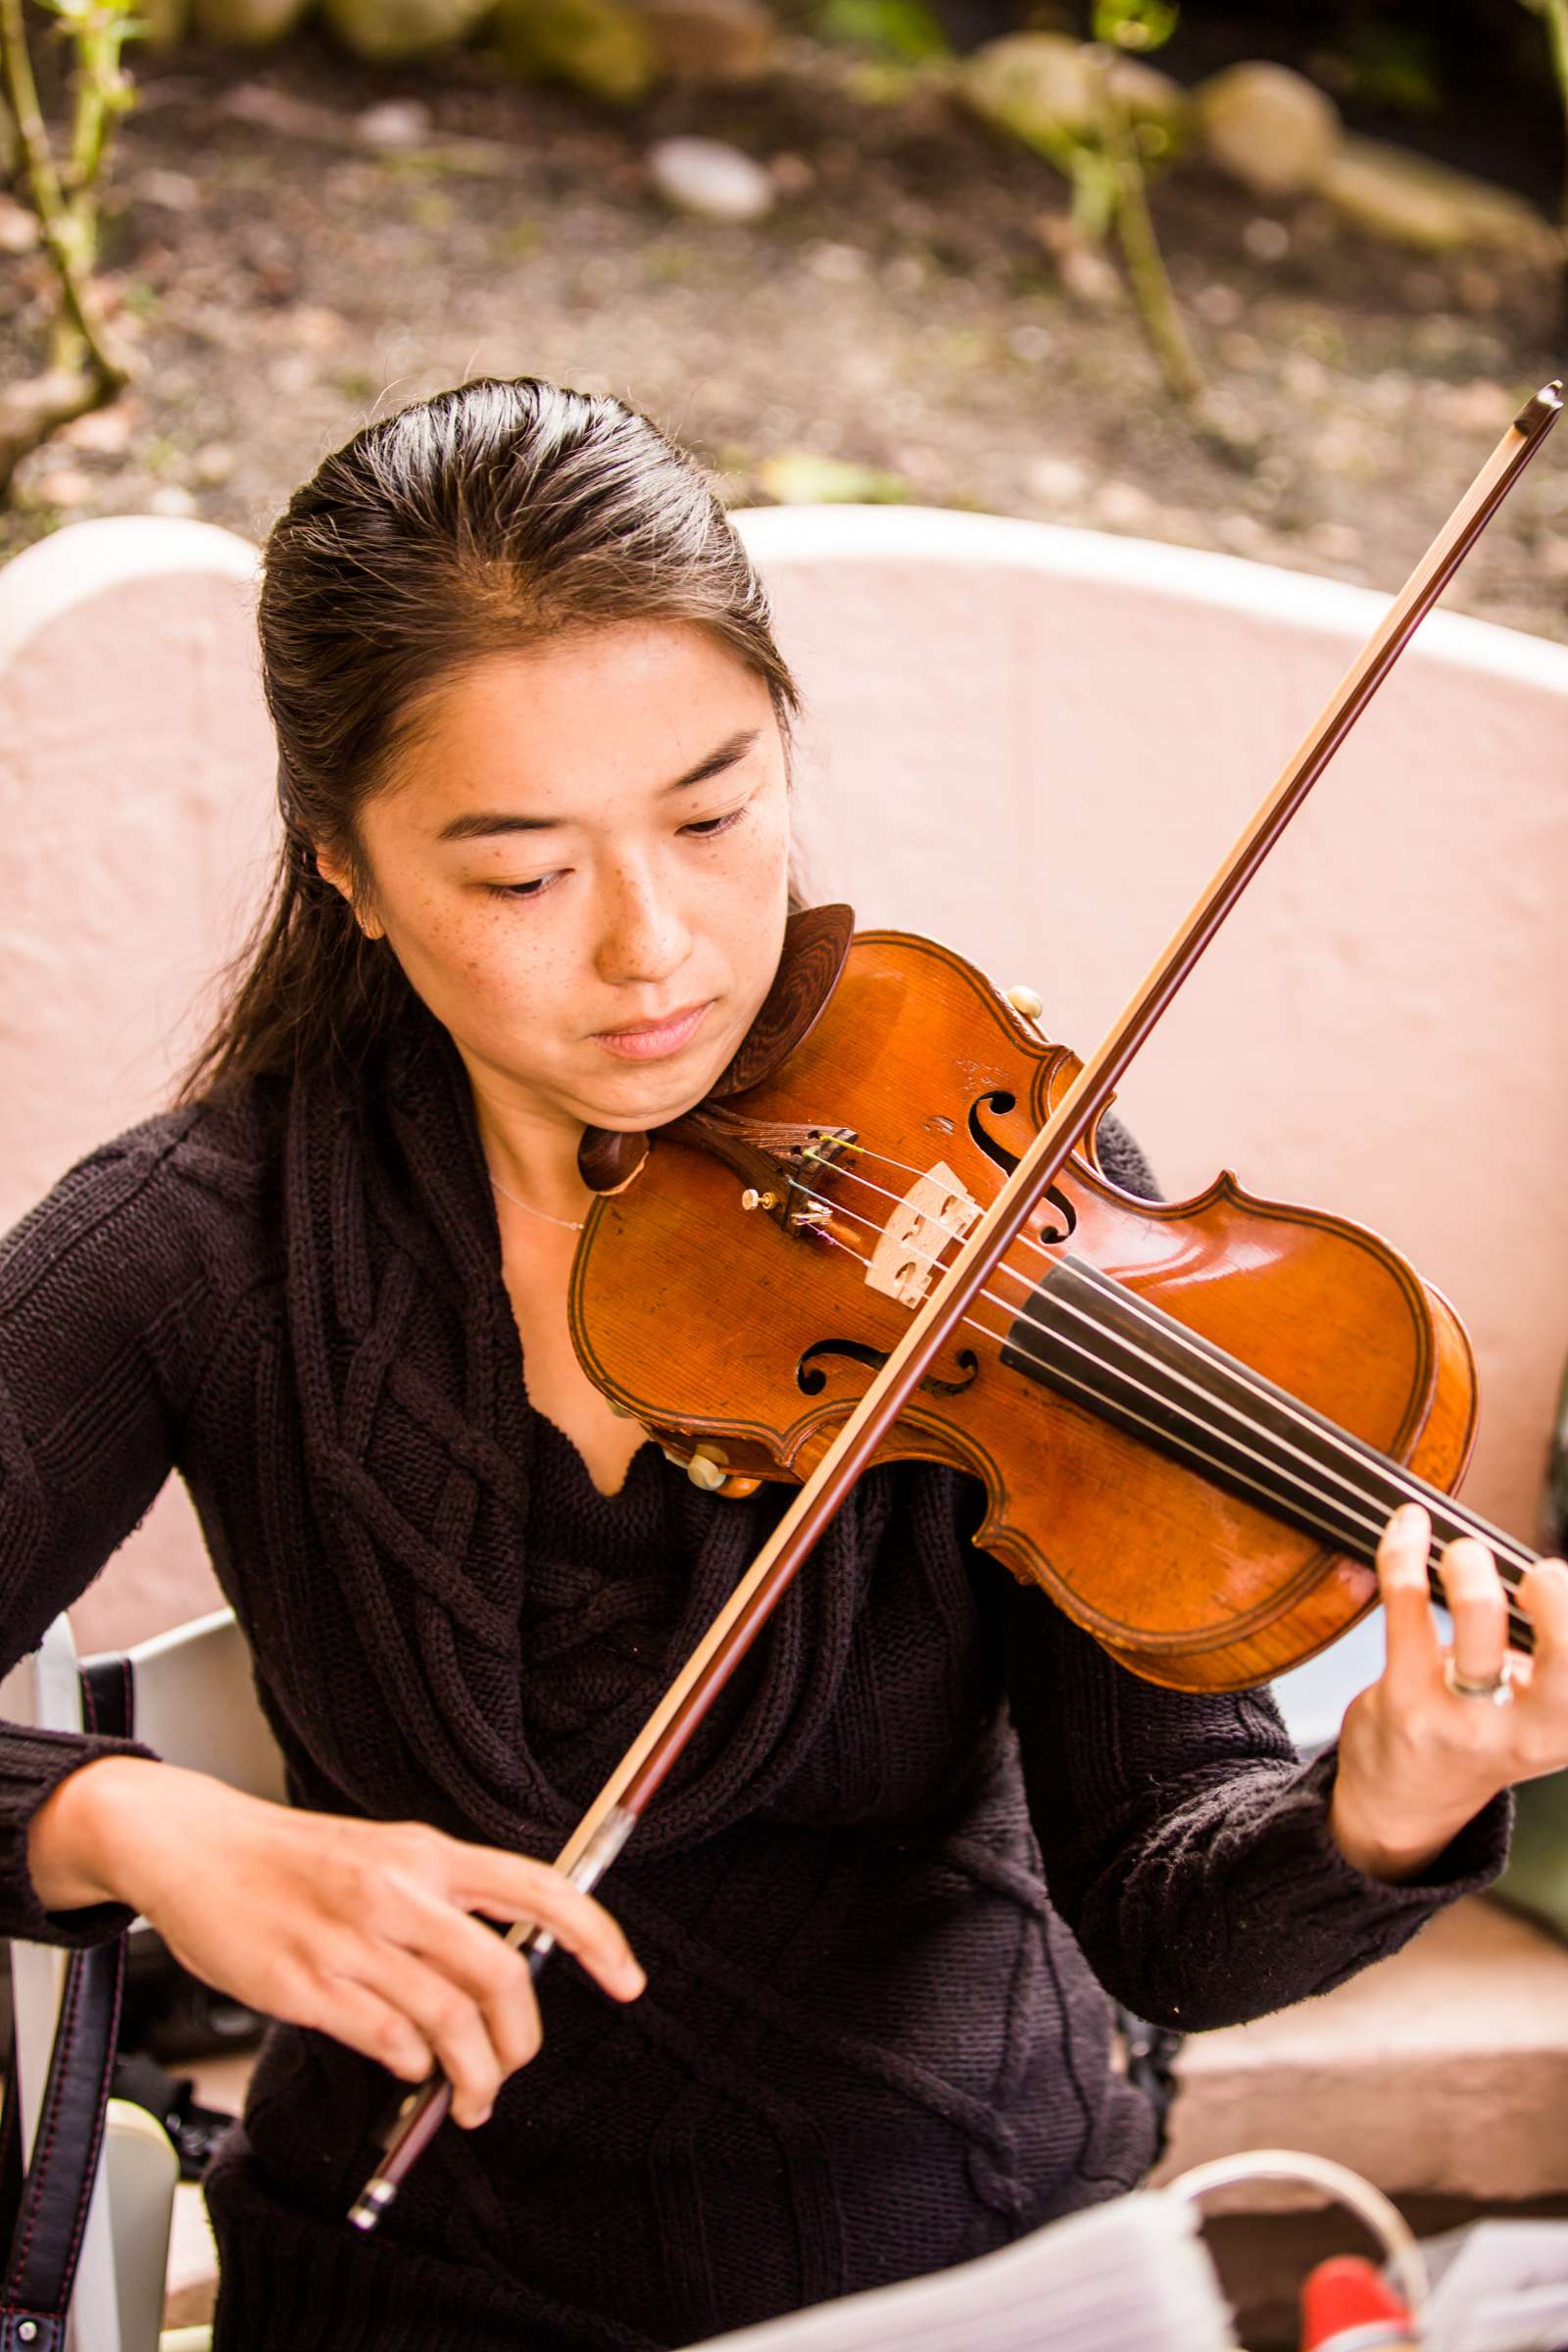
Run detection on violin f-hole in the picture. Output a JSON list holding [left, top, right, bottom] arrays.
[[797, 1339, 980, 1399], [968, 1091, 1077, 1244]]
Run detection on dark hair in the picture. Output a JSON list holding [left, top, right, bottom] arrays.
[[175, 376, 804, 1105]]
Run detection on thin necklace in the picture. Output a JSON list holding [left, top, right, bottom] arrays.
[[488, 1169, 586, 1233]]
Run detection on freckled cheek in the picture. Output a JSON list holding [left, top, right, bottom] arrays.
[[715, 810, 790, 960], [390, 896, 559, 1023]]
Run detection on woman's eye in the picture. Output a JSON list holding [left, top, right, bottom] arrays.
[[484, 876, 557, 901], [680, 806, 747, 841]]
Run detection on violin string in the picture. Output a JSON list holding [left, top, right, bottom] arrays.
[[784, 1171, 1535, 1646], [810, 1161, 1536, 1631], [804, 1214, 1534, 1655], [812, 1143, 1540, 1592]]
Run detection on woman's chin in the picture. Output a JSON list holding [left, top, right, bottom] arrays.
[[574, 1016, 749, 1130], [564, 1056, 711, 1130]]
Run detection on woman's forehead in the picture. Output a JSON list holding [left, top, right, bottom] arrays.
[[371, 629, 778, 837]]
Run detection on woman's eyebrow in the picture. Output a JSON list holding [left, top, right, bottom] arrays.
[[435, 727, 761, 843]]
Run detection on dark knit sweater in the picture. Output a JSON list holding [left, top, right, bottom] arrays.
[[0, 991, 1509, 2352]]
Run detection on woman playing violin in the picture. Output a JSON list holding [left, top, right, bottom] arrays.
[[5, 376, 1566, 2352]]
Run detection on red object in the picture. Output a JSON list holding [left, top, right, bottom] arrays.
[[1300, 2254, 1412, 2347]]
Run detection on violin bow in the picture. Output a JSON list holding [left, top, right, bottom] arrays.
[[350, 378, 1562, 2231]]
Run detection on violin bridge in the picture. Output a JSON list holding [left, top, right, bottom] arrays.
[[864, 1162, 982, 1307]]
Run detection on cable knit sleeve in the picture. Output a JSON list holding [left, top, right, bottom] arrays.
[[988, 1563, 1510, 2029], [983, 1107, 1512, 2029], [0, 1121, 206, 1948]]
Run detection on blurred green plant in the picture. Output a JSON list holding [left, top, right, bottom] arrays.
[[1318, 20, 1441, 117], [1052, 1, 1201, 410], [816, 0, 949, 65], [966, 4, 1200, 406], [756, 451, 911, 503], [0, 0, 144, 499], [1519, 0, 1568, 260]]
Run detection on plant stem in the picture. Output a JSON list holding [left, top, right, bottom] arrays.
[[1087, 44, 1203, 407], [0, 0, 132, 494]]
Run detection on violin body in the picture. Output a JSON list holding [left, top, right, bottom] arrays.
[[568, 930, 1479, 1693]]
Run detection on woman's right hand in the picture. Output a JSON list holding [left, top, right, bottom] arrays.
[[27, 1757, 645, 2127]]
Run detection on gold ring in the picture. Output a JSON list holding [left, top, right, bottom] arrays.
[[1443, 1653, 1514, 1705]]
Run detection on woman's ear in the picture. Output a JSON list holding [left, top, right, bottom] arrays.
[[312, 843, 384, 940]]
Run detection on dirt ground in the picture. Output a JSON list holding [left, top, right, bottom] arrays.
[[3, 33, 1567, 645]]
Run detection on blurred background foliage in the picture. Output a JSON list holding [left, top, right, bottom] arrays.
[[3, 0, 1566, 640]]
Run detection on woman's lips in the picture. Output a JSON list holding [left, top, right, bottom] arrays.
[[592, 1000, 713, 1060]]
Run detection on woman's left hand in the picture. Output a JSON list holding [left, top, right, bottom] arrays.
[[1328, 1500, 1568, 1882]]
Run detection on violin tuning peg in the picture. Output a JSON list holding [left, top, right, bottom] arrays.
[[686, 1449, 728, 1493], [1004, 984, 1045, 1023]]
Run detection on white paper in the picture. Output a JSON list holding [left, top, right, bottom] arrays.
[[1422, 2222, 1568, 2352]]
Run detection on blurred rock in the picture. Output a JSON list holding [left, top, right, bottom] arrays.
[[1242, 217, 1290, 264], [148, 485, 200, 518], [1192, 281, 1242, 326], [288, 306, 349, 350], [0, 194, 39, 256], [1006, 321, 1054, 363], [768, 151, 815, 198], [1541, 537, 1568, 583], [1028, 454, 1087, 504], [322, 0, 491, 60], [495, 0, 659, 103], [962, 33, 1190, 162], [221, 83, 340, 136], [1096, 479, 1155, 529], [193, 0, 312, 44], [357, 99, 434, 146], [1367, 368, 1413, 413], [132, 168, 203, 213], [1195, 63, 1340, 200], [193, 442, 237, 486], [1308, 521, 1362, 563], [808, 239, 865, 281], [1217, 512, 1269, 557], [1321, 138, 1556, 258], [1217, 328, 1264, 371], [35, 466, 95, 510], [58, 403, 136, 456], [639, 0, 778, 83], [648, 137, 774, 222]]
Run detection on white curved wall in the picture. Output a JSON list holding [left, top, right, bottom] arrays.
[[0, 517, 273, 1646], [2, 507, 1564, 1687]]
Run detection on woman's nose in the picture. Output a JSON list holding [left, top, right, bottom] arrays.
[[593, 865, 693, 988]]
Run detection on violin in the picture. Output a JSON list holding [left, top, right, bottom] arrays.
[[350, 376, 1563, 2230], [568, 910, 1528, 1696]]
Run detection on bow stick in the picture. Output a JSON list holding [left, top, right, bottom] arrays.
[[349, 377, 1562, 2231]]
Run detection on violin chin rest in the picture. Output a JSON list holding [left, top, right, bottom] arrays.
[[576, 902, 856, 1196]]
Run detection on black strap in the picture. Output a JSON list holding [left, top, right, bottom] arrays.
[[0, 1654, 133, 2340], [1115, 2003, 1184, 2165]]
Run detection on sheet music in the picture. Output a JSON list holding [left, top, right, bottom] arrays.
[[1422, 2221, 1568, 2352], [701, 2189, 1235, 2351]]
